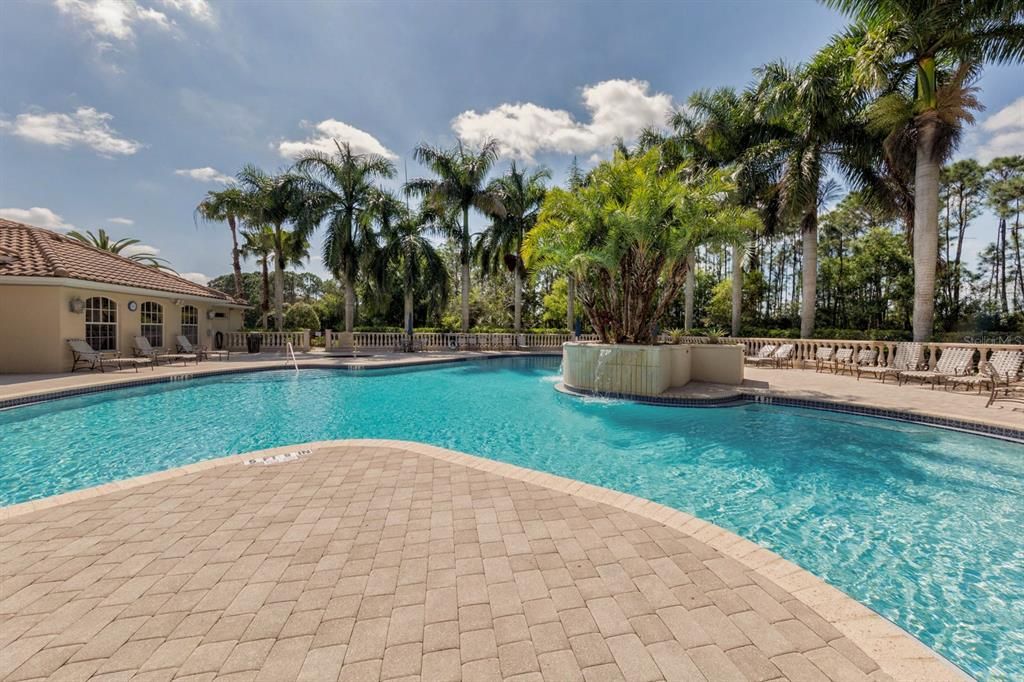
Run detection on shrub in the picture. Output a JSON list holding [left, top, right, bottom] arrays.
[[283, 303, 320, 331]]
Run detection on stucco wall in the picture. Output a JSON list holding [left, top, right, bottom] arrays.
[[0, 285, 64, 374], [1, 282, 244, 374]]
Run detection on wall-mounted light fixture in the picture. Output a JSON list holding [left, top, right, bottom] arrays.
[[207, 309, 217, 320], [69, 297, 85, 314], [173, 299, 184, 307]]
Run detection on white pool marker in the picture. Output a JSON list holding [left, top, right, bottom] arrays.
[[243, 448, 313, 466]]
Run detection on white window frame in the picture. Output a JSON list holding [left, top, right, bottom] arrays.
[[140, 301, 164, 349], [85, 296, 118, 351], [181, 305, 199, 346]]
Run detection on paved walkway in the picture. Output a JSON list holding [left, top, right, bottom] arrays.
[[1, 442, 963, 681]]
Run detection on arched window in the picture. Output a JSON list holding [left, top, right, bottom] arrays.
[[140, 302, 163, 348], [181, 305, 199, 345], [85, 297, 117, 351]]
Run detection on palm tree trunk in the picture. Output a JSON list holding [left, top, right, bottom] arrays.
[[227, 214, 243, 299], [343, 268, 356, 333], [731, 244, 743, 336], [273, 251, 285, 332], [513, 269, 522, 333], [404, 285, 414, 349], [461, 206, 471, 332], [800, 211, 817, 339], [912, 119, 941, 341], [684, 251, 695, 332], [566, 275, 575, 335], [260, 257, 270, 330]]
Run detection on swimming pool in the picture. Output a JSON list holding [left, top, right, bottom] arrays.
[[1, 357, 1021, 678]]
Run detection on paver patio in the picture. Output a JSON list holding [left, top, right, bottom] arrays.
[[0, 441, 965, 681]]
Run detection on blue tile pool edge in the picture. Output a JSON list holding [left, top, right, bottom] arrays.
[[2, 357, 1022, 445]]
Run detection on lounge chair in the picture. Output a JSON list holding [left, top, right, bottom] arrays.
[[67, 339, 152, 373], [133, 336, 198, 366], [984, 361, 1024, 407], [947, 350, 1024, 394], [837, 348, 876, 376], [745, 344, 777, 366], [826, 348, 854, 374], [176, 335, 229, 361], [814, 347, 835, 373], [898, 346, 973, 389], [856, 342, 922, 383]]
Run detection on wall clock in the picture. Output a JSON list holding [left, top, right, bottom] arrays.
[[127, 301, 138, 312]]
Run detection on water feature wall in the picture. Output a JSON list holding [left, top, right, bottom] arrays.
[[562, 342, 743, 396]]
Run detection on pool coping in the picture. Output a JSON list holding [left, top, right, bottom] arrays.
[[3, 355, 1021, 444], [555, 382, 1024, 443], [0, 438, 970, 681]]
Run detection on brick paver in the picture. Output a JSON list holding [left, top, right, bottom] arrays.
[[0, 443, 945, 680]]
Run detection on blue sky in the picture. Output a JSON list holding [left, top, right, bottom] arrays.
[[1, 0, 1021, 284]]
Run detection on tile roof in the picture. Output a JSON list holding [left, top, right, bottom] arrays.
[[0, 219, 243, 303]]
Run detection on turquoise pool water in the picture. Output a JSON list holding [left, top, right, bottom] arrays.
[[1, 357, 1021, 679]]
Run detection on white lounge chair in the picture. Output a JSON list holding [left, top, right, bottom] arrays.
[[857, 343, 923, 384], [745, 344, 777, 366], [67, 339, 152, 373], [828, 348, 855, 374], [814, 346, 835, 373], [133, 336, 198, 366], [947, 350, 1024, 394], [898, 347, 973, 389], [837, 348, 876, 376], [176, 335, 229, 361]]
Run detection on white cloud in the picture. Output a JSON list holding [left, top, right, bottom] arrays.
[[156, 0, 213, 23], [278, 119, 397, 160], [108, 217, 134, 225], [975, 98, 1024, 163], [53, 0, 173, 41], [0, 207, 75, 231], [452, 79, 675, 162], [179, 271, 211, 285], [175, 167, 233, 184], [2, 106, 142, 156], [121, 243, 160, 257]]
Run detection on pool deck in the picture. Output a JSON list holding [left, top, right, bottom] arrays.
[[0, 440, 967, 682]]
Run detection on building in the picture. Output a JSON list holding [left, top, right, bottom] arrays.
[[0, 220, 247, 373]]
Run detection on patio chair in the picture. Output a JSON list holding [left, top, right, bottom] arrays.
[[67, 339, 152, 373], [814, 346, 835, 373], [837, 348, 877, 376], [745, 344, 777, 366], [828, 348, 854, 374], [984, 361, 1024, 407], [947, 350, 1024, 394], [857, 342, 923, 383], [176, 335, 229, 361], [898, 347, 973, 389], [133, 336, 198, 366]]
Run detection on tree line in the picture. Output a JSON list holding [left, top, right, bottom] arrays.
[[193, 1, 1023, 341]]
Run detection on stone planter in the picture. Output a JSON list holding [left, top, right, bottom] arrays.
[[562, 342, 743, 397]]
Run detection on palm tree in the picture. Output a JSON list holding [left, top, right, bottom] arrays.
[[671, 87, 776, 336], [526, 150, 758, 344], [240, 227, 274, 329], [376, 197, 450, 347], [475, 163, 550, 333], [235, 166, 303, 331], [406, 140, 504, 332], [195, 186, 250, 300], [825, 0, 1024, 340], [752, 51, 875, 338], [291, 141, 396, 333], [66, 228, 176, 272]]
